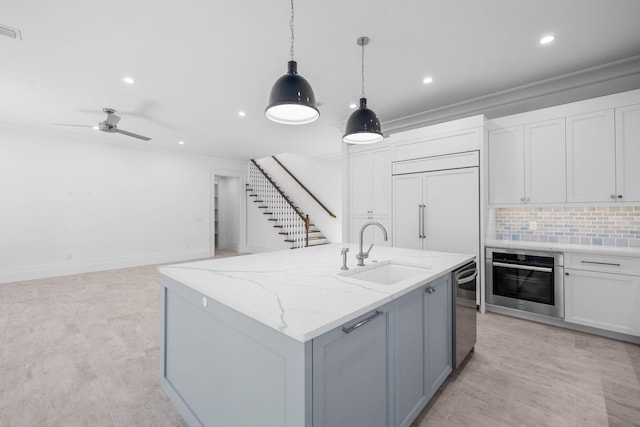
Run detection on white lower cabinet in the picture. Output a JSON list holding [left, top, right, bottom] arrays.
[[564, 253, 640, 337], [313, 275, 453, 427], [564, 269, 640, 336]]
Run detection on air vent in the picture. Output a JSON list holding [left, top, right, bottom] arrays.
[[0, 24, 22, 40]]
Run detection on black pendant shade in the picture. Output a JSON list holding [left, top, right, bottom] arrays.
[[265, 61, 319, 125], [343, 97, 383, 144]]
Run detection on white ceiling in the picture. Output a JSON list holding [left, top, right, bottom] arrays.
[[3, 0, 640, 160]]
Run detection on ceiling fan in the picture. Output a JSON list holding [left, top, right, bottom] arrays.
[[57, 108, 152, 141]]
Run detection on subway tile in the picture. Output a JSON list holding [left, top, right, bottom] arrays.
[[615, 239, 629, 247]]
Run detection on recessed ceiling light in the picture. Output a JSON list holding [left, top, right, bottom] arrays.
[[92, 126, 99, 130], [123, 77, 135, 84], [178, 140, 185, 145], [423, 76, 433, 85], [238, 111, 246, 117], [540, 35, 555, 45], [349, 103, 357, 109]]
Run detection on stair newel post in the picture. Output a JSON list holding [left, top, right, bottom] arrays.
[[305, 215, 310, 247]]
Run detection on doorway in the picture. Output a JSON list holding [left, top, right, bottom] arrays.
[[211, 174, 242, 256]]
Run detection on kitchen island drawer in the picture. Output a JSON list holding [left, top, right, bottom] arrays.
[[564, 252, 640, 275]]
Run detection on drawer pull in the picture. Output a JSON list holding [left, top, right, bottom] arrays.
[[580, 260, 621, 267], [342, 310, 384, 334]]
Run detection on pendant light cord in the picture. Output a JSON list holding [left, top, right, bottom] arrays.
[[289, 0, 295, 61], [361, 38, 366, 98]]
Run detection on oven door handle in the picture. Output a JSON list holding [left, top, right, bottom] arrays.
[[492, 261, 553, 273]]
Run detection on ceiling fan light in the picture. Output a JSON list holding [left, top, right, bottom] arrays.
[[343, 97, 383, 144], [266, 61, 319, 125]]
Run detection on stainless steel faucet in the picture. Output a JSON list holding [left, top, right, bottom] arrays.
[[356, 221, 388, 266]]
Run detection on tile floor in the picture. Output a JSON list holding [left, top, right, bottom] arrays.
[[1, 251, 639, 427]]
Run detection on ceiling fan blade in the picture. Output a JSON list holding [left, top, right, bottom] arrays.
[[54, 123, 95, 128], [105, 113, 121, 127], [115, 128, 151, 141]]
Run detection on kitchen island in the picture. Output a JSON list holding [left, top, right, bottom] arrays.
[[159, 243, 474, 427]]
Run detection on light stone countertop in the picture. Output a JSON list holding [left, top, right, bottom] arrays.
[[485, 239, 640, 257], [158, 243, 474, 342]]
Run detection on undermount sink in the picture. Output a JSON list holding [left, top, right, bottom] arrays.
[[341, 261, 428, 285]]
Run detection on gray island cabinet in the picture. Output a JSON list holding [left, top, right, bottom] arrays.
[[159, 243, 469, 427]]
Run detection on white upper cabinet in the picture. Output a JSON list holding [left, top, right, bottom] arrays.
[[488, 119, 565, 204], [349, 147, 391, 217], [488, 127, 525, 204], [348, 145, 392, 246], [615, 103, 640, 202], [524, 119, 566, 203], [566, 110, 616, 202]]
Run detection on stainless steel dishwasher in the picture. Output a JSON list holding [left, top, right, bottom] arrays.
[[452, 260, 478, 369]]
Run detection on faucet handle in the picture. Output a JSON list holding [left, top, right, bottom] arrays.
[[364, 243, 374, 256]]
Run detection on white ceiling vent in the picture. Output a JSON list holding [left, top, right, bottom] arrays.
[[0, 24, 22, 40]]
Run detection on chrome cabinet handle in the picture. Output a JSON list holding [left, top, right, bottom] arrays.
[[610, 194, 616, 199], [342, 310, 384, 334], [618, 195, 623, 199], [418, 204, 422, 238], [421, 204, 426, 240], [580, 260, 621, 267], [425, 286, 434, 294]]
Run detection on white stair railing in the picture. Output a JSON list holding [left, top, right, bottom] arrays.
[[248, 161, 308, 248]]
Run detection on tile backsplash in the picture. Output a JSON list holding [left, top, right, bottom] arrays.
[[493, 206, 640, 248]]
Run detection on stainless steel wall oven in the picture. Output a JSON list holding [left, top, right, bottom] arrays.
[[486, 247, 564, 318]]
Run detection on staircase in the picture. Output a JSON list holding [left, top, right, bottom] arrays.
[[247, 160, 329, 249]]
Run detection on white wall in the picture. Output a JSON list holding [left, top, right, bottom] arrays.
[[0, 124, 245, 283]]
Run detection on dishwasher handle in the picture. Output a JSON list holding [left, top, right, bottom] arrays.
[[456, 268, 478, 285]]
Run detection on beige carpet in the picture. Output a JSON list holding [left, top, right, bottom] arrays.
[[1, 251, 639, 426]]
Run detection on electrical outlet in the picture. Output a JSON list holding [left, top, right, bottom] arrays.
[[529, 221, 538, 231]]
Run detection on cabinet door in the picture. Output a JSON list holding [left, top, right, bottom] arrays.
[[426, 275, 453, 397], [488, 126, 525, 204], [393, 288, 428, 427], [566, 110, 616, 202], [615, 103, 640, 202], [349, 151, 373, 216], [423, 168, 480, 261], [313, 308, 390, 427], [565, 269, 640, 336], [371, 148, 392, 217], [392, 174, 424, 250], [525, 118, 566, 203]]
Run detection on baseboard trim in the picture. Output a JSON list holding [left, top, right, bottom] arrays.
[[0, 249, 209, 284], [485, 304, 640, 345]]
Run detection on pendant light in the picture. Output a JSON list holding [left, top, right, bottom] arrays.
[[343, 36, 383, 144], [265, 0, 319, 125]]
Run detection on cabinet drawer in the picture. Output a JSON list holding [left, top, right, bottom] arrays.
[[564, 252, 640, 275]]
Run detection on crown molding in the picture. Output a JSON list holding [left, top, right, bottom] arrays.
[[383, 55, 640, 135]]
